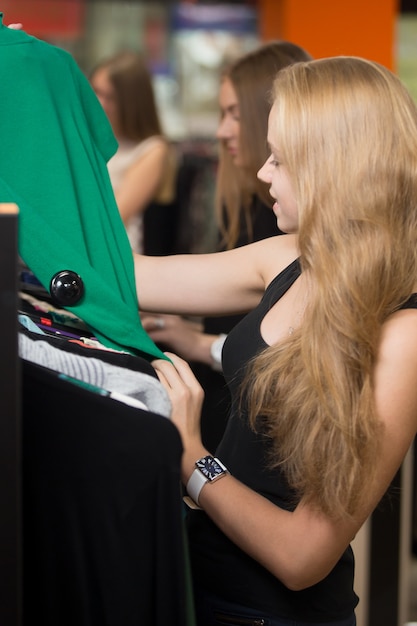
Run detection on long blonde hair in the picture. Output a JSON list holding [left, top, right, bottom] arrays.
[[216, 41, 312, 249], [246, 57, 417, 518]]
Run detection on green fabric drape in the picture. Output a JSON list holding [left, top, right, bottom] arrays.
[[0, 14, 166, 361]]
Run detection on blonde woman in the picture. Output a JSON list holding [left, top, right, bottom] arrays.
[[91, 51, 177, 254], [136, 57, 417, 625]]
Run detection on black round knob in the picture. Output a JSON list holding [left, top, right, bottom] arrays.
[[49, 270, 84, 306]]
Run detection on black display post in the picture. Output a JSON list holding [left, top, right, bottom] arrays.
[[0, 204, 22, 625]]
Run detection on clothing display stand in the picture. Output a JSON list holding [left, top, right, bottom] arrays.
[[0, 201, 194, 625], [0, 203, 22, 626], [21, 359, 193, 626]]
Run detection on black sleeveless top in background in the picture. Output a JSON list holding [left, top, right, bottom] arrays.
[[186, 259, 417, 622]]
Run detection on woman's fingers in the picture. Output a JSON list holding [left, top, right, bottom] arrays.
[[152, 354, 204, 437], [152, 357, 182, 389], [165, 352, 202, 386], [153, 353, 201, 390], [152, 354, 208, 481]]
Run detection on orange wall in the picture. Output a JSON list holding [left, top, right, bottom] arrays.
[[258, 0, 399, 70], [1, 0, 85, 39]]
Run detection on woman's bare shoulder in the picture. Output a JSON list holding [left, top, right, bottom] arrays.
[[250, 233, 300, 285]]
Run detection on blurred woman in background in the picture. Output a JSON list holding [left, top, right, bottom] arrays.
[[91, 50, 178, 255]]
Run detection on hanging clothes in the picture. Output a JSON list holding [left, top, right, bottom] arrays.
[[0, 14, 165, 361], [22, 359, 195, 626]]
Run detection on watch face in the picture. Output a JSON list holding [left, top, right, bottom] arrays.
[[196, 456, 225, 481]]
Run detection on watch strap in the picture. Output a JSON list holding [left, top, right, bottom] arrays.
[[186, 467, 209, 506], [210, 334, 227, 372]]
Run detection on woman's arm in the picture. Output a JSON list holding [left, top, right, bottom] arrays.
[[134, 234, 298, 317], [116, 141, 168, 224], [152, 306, 417, 591]]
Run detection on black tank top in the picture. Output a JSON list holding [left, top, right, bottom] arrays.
[[186, 259, 417, 621]]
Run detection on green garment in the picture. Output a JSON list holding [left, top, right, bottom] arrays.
[[0, 14, 166, 361]]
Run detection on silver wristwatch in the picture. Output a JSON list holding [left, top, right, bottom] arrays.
[[186, 455, 229, 506]]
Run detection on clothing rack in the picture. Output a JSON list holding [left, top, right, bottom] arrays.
[[0, 202, 194, 625], [0, 204, 22, 625]]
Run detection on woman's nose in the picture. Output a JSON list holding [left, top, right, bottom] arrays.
[[257, 159, 270, 182], [216, 116, 232, 140]]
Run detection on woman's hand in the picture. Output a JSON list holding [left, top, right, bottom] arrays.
[[142, 314, 203, 360], [142, 313, 219, 365], [152, 352, 208, 481]]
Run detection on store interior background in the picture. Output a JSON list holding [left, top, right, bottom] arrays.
[[1, 0, 416, 624], [2, 0, 417, 254]]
